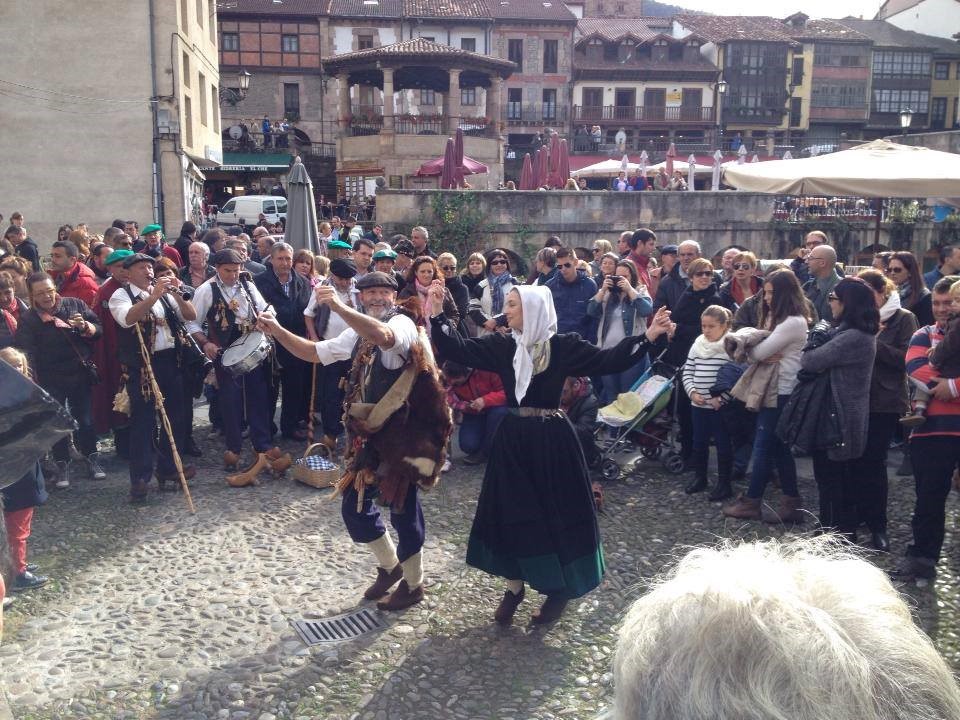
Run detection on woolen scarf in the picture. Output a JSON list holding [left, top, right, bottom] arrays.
[[879, 291, 901, 322], [488, 270, 515, 315]]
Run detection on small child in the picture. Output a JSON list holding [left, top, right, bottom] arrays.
[[901, 278, 960, 428], [0, 347, 49, 597], [682, 305, 734, 500]]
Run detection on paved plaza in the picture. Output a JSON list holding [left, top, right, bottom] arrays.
[[2, 415, 960, 720]]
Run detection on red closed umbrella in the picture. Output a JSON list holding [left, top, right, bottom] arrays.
[[453, 128, 466, 188], [519, 153, 533, 190], [548, 134, 560, 187], [440, 138, 456, 189], [558, 139, 571, 188]]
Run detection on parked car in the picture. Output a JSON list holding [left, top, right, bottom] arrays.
[[216, 195, 287, 228]]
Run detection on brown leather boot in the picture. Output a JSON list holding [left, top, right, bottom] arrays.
[[722, 494, 762, 519], [376, 580, 424, 611], [363, 564, 403, 600], [531, 595, 568, 625], [762, 495, 805, 524], [223, 450, 241, 470], [226, 453, 268, 488], [494, 586, 525, 626], [267, 450, 293, 475]]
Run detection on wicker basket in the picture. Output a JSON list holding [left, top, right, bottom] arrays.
[[293, 443, 341, 489]]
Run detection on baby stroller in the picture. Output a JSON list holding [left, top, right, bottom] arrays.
[[594, 354, 684, 481]]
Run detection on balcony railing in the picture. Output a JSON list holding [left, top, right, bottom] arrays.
[[572, 105, 715, 123], [395, 117, 445, 135], [503, 102, 569, 126]]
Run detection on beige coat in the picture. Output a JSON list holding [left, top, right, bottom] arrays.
[[725, 327, 779, 411]]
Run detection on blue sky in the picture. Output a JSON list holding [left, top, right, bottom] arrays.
[[674, 0, 883, 19]]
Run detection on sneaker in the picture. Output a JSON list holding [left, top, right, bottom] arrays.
[[441, 459, 452, 473], [55, 461, 70, 489], [12, 570, 48, 592], [87, 453, 106, 481], [2, 596, 14, 610]]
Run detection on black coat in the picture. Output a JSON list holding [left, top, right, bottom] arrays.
[[662, 285, 736, 367], [652, 264, 689, 312], [254, 265, 310, 336], [445, 275, 470, 331], [2, 461, 47, 513], [15, 298, 102, 386]]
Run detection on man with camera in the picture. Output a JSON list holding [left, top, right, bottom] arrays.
[[15, 272, 104, 488], [109, 254, 197, 501]]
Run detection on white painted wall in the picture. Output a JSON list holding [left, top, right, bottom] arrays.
[[573, 82, 715, 107], [884, 0, 960, 39], [334, 26, 355, 54]]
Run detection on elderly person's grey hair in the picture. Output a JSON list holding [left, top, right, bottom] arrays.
[[613, 537, 960, 720], [189, 241, 210, 260], [411, 225, 429, 240], [535, 246, 557, 269], [270, 241, 294, 257], [677, 239, 701, 254]]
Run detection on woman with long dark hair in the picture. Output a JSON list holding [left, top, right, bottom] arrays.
[[850, 270, 917, 551], [724, 269, 809, 521], [398, 256, 459, 337], [887, 251, 932, 327], [800, 278, 878, 540]]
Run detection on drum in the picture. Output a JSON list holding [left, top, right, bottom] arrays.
[[221, 331, 272, 376]]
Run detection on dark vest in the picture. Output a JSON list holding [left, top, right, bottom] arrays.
[[116, 286, 154, 369], [206, 282, 243, 348], [353, 310, 409, 405]]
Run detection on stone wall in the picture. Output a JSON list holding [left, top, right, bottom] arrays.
[[375, 189, 947, 265], [888, 130, 960, 155]]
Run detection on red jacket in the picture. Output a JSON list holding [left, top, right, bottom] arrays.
[[446, 369, 506, 414], [51, 262, 99, 308]]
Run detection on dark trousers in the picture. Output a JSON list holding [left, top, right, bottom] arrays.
[[45, 380, 96, 461], [126, 352, 185, 483], [690, 406, 732, 472], [676, 385, 693, 459], [459, 406, 509, 456], [719, 400, 755, 474], [317, 359, 350, 438], [908, 435, 960, 562], [269, 348, 310, 436], [746, 395, 798, 498], [852, 412, 898, 533], [217, 362, 272, 454], [812, 451, 860, 535], [341, 482, 424, 563]]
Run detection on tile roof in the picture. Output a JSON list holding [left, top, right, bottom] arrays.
[[322, 37, 516, 69], [405, 0, 488, 18], [326, 0, 403, 16], [787, 18, 872, 42], [576, 17, 661, 42], [216, 0, 323, 14], [675, 14, 799, 44], [834, 17, 960, 54], [485, 0, 577, 22]]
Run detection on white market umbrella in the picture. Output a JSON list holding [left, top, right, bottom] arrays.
[[572, 158, 643, 178], [646, 159, 714, 176], [639, 150, 649, 178], [686, 154, 696, 190], [751, 153, 760, 163], [737, 144, 747, 164], [782, 150, 793, 160], [721, 139, 960, 197], [621, 153, 630, 172], [711, 149, 723, 191]]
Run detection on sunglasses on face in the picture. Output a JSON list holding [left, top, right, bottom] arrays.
[[693, 270, 714, 278], [490, 259, 507, 266], [886, 266, 905, 274], [440, 265, 455, 272], [559, 262, 575, 269], [733, 263, 754, 271]]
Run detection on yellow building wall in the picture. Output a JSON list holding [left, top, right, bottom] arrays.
[[932, 75, 959, 127]]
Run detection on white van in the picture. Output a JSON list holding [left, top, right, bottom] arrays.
[[216, 195, 287, 227]]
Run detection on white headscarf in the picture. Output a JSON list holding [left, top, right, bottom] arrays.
[[879, 289, 901, 322], [511, 285, 557, 404]]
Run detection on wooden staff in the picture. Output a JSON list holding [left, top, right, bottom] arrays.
[[134, 324, 196, 513], [307, 361, 318, 445]]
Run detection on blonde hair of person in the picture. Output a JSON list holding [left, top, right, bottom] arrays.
[[314, 255, 330, 278], [564, 177, 579, 190], [437, 252, 457, 268], [686, 257, 714, 276], [701, 304, 732, 326], [613, 536, 960, 720], [0, 346, 30, 377], [463, 252, 486, 277], [593, 239, 613, 256]]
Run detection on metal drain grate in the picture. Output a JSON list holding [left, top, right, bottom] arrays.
[[291, 608, 385, 646]]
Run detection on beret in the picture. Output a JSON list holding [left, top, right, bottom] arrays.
[[105, 249, 134, 266], [659, 244, 678, 256], [372, 248, 397, 261], [327, 239, 353, 250], [141, 223, 163, 236], [393, 239, 415, 257], [329, 258, 358, 279], [122, 252, 156, 269], [355, 271, 398, 291]]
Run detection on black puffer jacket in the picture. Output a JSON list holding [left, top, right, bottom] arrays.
[[661, 285, 736, 368]]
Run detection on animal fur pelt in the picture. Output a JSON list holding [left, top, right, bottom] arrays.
[[335, 300, 453, 510]]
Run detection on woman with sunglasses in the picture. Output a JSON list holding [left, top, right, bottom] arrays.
[[437, 252, 469, 333], [398, 256, 459, 339], [467, 249, 517, 337], [719, 251, 762, 308], [799, 278, 879, 541], [887, 251, 933, 327]]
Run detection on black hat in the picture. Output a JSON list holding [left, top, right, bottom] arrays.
[[393, 239, 415, 258], [329, 258, 358, 279], [355, 271, 398, 291], [659, 244, 678, 257], [212, 248, 244, 266], [122, 253, 156, 269]]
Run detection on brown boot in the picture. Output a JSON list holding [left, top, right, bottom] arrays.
[[722, 494, 762, 519], [363, 564, 403, 600], [223, 450, 241, 470], [762, 495, 805, 524], [269, 451, 293, 475], [376, 580, 424, 611], [531, 595, 568, 625], [226, 453, 268, 488], [494, 586, 525, 626]]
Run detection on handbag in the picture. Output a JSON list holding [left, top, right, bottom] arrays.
[[62, 325, 100, 386]]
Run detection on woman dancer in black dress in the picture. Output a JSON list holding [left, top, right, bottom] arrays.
[[427, 283, 673, 625]]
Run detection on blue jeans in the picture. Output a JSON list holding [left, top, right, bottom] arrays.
[[459, 406, 509, 456], [598, 354, 648, 406], [746, 394, 798, 498]]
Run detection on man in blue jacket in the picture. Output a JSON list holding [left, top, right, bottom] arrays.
[[545, 246, 597, 340]]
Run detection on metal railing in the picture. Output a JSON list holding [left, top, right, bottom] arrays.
[[503, 102, 570, 125], [573, 105, 715, 123], [395, 117, 445, 135], [221, 129, 294, 153]]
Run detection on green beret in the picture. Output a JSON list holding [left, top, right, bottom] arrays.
[[142, 223, 163, 236], [105, 249, 134, 266], [328, 239, 353, 250], [372, 248, 397, 261]]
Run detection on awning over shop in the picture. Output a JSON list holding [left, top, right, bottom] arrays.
[[218, 153, 293, 172]]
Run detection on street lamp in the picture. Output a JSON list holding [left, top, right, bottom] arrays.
[[219, 69, 253, 106], [899, 107, 913, 136], [716, 78, 728, 149]]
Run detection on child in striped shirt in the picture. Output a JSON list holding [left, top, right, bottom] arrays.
[[682, 305, 734, 499]]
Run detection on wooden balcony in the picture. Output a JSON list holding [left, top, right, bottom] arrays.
[[572, 105, 715, 124]]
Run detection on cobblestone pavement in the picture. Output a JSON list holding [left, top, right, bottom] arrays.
[[2, 415, 960, 719]]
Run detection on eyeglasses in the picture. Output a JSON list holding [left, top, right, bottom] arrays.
[[558, 262, 575, 269], [827, 292, 839, 301], [732, 263, 754, 271], [440, 265, 456, 272], [489, 259, 508, 266], [592, 247, 602, 252], [886, 266, 905, 274], [693, 270, 714, 278]]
